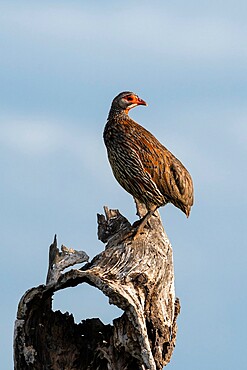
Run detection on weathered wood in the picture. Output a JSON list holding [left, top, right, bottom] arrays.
[[14, 205, 180, 370]]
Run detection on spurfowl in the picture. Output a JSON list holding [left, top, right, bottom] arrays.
[[103, 91, 194, 235]]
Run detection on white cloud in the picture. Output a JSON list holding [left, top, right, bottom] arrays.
[[1, 117, 66, 155], [0, 115, 106, 175], [1, 3, 246, 63], [2, 119, 56, 154], [228, 113, 247, 148]]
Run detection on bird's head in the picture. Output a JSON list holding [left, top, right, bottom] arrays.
[[111, 91, 147, 114]]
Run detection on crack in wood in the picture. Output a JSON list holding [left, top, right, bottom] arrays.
[[14, 206, 180, 370]]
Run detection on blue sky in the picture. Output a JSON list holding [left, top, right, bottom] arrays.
[[1, 1, 247, 369]]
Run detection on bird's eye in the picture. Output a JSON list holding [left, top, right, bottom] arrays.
[[126, 96, 133, 101]]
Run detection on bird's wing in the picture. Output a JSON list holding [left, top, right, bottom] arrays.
[[132, 127, 194, 208], [107, 137, 165, 206], [169, 158, 194, 206]]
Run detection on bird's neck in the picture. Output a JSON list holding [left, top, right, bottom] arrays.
[[107, 107, 128, 121]]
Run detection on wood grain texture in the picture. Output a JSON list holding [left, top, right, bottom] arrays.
[[14, 205, 180, 370]]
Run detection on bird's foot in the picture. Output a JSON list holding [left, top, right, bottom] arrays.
[[119, 220, 146, 242], [121, 207, 158, 242], [132, 218, 151, 238], [132, 225, 146, 240], [132, 218, 150, 229]]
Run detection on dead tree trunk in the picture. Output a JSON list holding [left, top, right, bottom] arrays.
[[14, 203, 180, 370]]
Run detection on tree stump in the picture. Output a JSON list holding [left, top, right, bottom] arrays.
[[14, 203, 180, 370]]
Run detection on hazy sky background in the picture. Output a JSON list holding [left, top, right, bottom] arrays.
[[1, 1, 246, 369]]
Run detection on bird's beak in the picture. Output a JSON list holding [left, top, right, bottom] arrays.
[[136, 97, 148, 106]]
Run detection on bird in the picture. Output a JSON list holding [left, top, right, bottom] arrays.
[[103, 91, 194, 235]]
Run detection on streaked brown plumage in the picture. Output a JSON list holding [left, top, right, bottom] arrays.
[[103, 91, 193, 230]]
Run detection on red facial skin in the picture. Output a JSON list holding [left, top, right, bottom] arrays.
[[124, 94, 147, 113]]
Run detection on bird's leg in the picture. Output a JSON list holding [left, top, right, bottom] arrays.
[[132, 205, 158, 239], [121, 201, 157, 241]]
